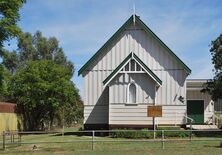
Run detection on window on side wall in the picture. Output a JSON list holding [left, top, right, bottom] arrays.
[[127, 82, 136, 104]]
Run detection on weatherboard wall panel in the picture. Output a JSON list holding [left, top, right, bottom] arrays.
[[109, 104, 186, 110], [110, 120, 153, 125], [84, 105, 108, 124], [109, 105, 186, 125], [110, 117, 185, 121], [109, 112, 185, 117]]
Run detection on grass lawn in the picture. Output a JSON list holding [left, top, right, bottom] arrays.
[[0, 128, 222, 155]]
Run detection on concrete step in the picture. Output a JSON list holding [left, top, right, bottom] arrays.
[[186, 124, 219, 130]]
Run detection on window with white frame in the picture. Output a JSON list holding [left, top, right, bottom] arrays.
[[127, 82, 136, 103]]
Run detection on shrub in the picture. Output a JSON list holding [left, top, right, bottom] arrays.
[[218, 115, 222, 129], [157, 127, 190, 138], [162, 130, 189, 138], [111, 128, 190, 139], [110, 129, 152, 139]]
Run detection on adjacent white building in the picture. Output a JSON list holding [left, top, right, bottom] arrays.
[[78, 15, 214, 129], [186, 79, 214, 124]]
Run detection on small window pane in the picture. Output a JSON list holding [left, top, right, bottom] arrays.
[[131, 60, 135, 71], [125, 64, 129, 71], [136, 63, 141, 71], [129, 83, 136, 103]]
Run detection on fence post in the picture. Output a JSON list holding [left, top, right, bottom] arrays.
[[10, 132, 12, 143], [92, 130, 95, 150], [18, 133, 22, 146], [190, 123, 192, 141], [12, 132, 14, 143], [2, 131, 6, 150], [161, 130, 165, 149]]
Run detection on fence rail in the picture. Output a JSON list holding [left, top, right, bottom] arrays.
[[1, 129, 222, 151]]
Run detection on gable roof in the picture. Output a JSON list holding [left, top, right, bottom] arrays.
[[103, 52, 162, 86], [78, 15, 191, 76]]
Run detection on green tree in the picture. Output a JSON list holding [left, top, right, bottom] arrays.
[[0, 0, 26, 48], [0, 0, 26, 93], [202, 34, 222, 100], [1, 31, 83, 130], [10, 60, 81, 130], [0, 64, 10, 100], [2, 31, 73, 74], [0, 49, 18, 74]]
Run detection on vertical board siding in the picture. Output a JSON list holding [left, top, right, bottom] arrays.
[[109, 73, 155, 104], [83, 22, 187, 125], [187, 90, 214, 123], [84, 23, 186, 105], [215, 99, 222, 112]]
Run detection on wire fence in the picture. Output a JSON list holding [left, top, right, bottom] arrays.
[[1, 129, 222, 151]]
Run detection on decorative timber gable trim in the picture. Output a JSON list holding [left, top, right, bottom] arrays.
[[78, 15, 191, 76], [103, 52, 162, 86]]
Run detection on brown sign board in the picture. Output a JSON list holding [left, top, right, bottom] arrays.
[[147, 106, 162, 117]]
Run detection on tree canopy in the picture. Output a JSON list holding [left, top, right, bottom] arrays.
[[1, 31, 74, 74], [202, 34, 222, 101], [9, 60, 80, 130], [0, 0, 26, 48], [0, 0, 26, 93], [1, 31, 83, 130], [0, 1, 83, 131]]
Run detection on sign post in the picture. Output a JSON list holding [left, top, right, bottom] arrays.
[[153, 116, 155, 139], [147, 106, 162, 139]]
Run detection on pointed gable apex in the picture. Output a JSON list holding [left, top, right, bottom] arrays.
[[78, 15, 191, 76], [103, 52, 162, 86]]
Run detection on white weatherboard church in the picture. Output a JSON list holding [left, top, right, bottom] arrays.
[[78, 15, 214, 130]]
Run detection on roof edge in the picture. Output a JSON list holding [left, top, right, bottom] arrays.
[[135, 16, 191, 74], [78, 15, 134, 76], [78, 14, 191, 76], [103, 52, 132, 85], [133, 53, 162, 85], [103, 52, 162, 86]]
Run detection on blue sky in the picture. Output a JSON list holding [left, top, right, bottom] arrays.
[[4, 0, 222, 97]]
